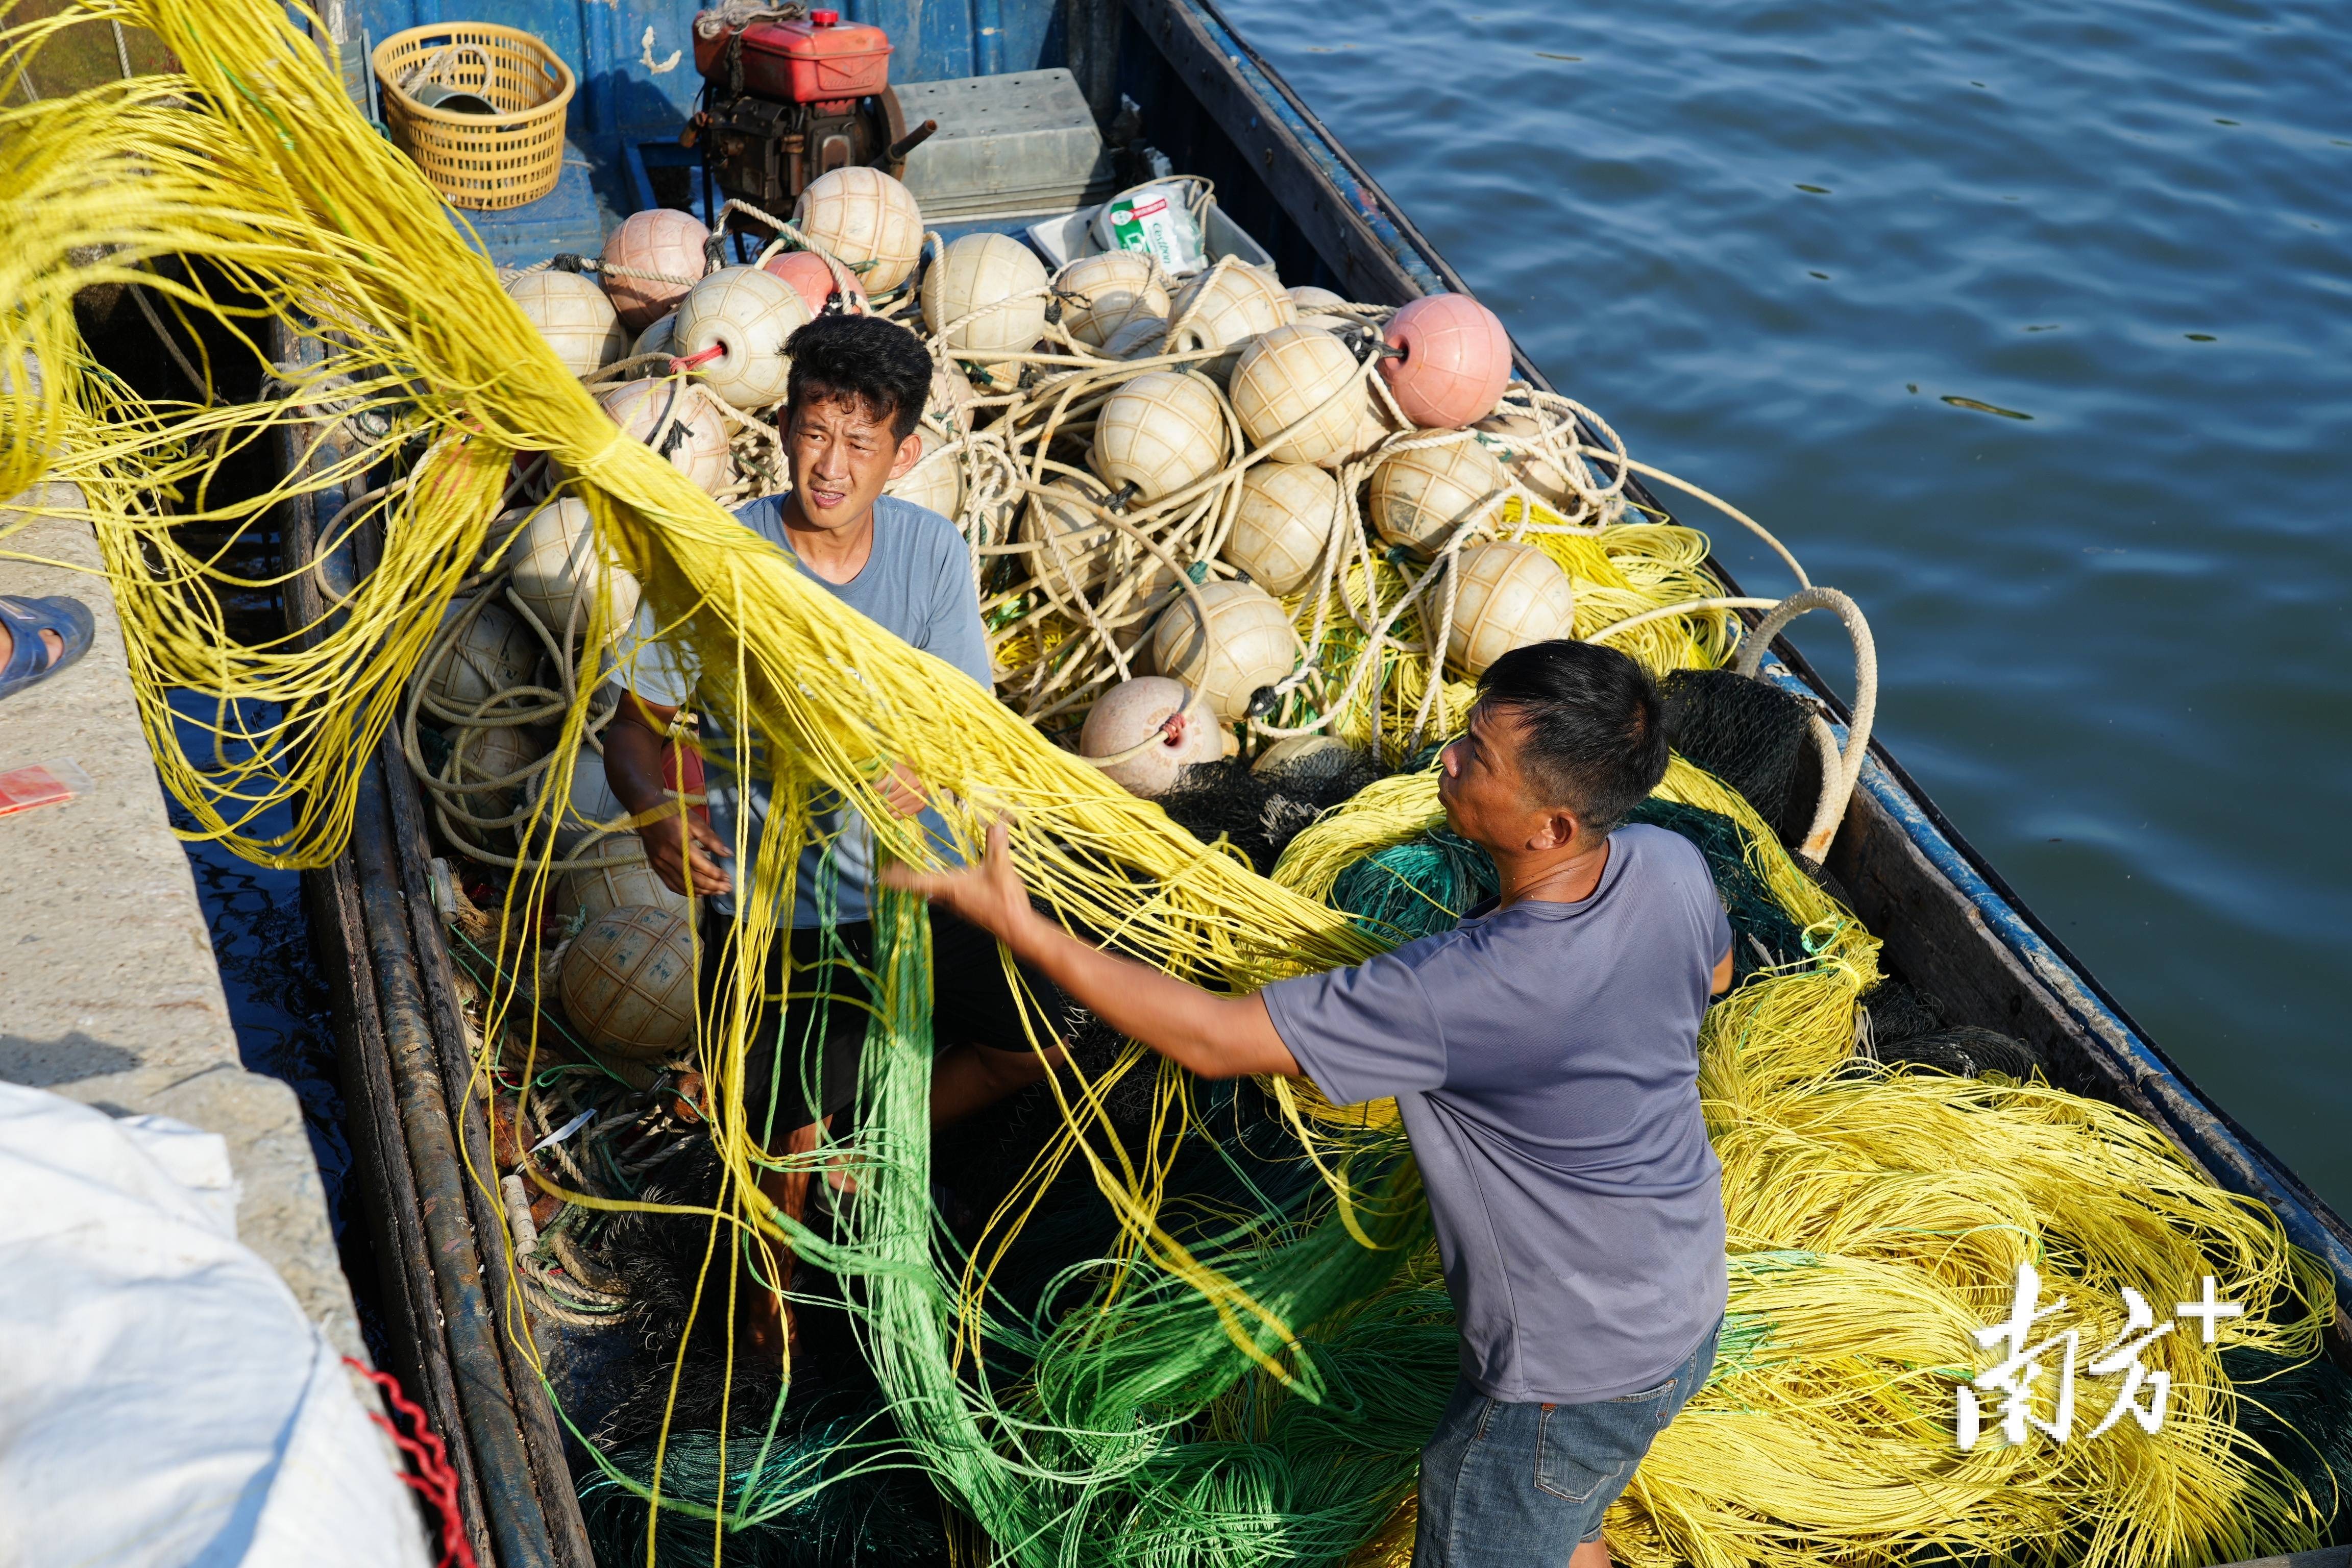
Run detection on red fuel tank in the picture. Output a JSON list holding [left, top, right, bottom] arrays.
[[694, 11, 892, 105]]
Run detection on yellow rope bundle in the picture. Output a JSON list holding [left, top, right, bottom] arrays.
[[0, 3, 1364, 1403], [1615, 1069, 2334, 1568], [3, 8, 2339, 1565]]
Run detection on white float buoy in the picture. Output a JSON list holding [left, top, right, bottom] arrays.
[[1442, 541, 1578, 676], [1022, 474, 1119, 594], [504, 270, 628, 378], [929, 361, 979, 433], [1367, 439, 1510, 558], [1348, 377, 1401, 465], [1222, 462, 1339, 597], [793, 167, 924, 294], [558, 904, 699, 1060], [596, 379, 732, 496], [477, 505, 535, 573], [1080, 676, 1224, 796], [1148, 579, 1301, 723], [423, 598, 540, 717], [1099, 313, 1171, 360], [1056, 251, 1172, 349], [1473, 408, 1580, 512], [1286, 284, 1352, 318], [1090, 371, 1229, 503], [921, 233, 1050, 358], [631, 311, 677, 364], [1229, 324, 1363, 467], [1166, 262, 1293, 354], [523, 747, 626, 853], [672, 265, 810, 409], [451, 723, 546, 828], [1252, 733, 1360, 783], [508, 496, 643, 644], [555, 832, 691, 924], [885, 426, 964, 519]]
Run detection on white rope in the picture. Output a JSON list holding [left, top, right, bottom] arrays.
[[1733, 586, 1878, 861]]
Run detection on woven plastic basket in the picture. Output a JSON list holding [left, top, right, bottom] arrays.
[[373, 22, 574, 211]]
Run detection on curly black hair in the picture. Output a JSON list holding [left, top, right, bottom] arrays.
[[782, 313, 932, 440]]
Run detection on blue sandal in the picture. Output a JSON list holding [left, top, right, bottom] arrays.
[[0, 595, 94, 701]]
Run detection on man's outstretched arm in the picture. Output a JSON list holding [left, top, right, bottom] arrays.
[[886, 821, 1300, 1082]]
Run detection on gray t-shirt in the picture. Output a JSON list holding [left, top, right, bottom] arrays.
[[614, 492, 990, 927], [1261, 823, 1732, 1403]]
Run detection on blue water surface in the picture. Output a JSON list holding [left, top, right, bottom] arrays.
[[1218, 0, 2352, 1206]]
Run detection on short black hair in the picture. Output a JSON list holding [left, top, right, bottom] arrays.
[[783, 314, 932, 440], [1473, 639, 1668, 835]]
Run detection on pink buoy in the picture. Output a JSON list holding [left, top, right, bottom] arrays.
[[763, 250, 869, 316], [600, 209, 711, 332], [1378, 292, 1513, 430]]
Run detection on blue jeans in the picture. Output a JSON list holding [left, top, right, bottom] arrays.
[[1412, 1318, 1719, 1566]]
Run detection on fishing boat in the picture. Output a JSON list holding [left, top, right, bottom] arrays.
[[249, 2, 2352, 1564]]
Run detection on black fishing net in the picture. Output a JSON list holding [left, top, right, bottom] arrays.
[[1659, 668, 1817, 841], [576, 1162, 954, 1567], [1857, 978, 1946, 1049], [1155, 754, 1385, 875], [2221, 1345, 2352, 1541], [1853, 981, 2050, 1081], [1877, 1025, 2049, 1082], [578, 1416, 947, 1568], [1051, 1008, 1166, 1127]]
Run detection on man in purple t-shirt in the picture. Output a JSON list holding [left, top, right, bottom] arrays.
[[893, 639, 1733, 1567]]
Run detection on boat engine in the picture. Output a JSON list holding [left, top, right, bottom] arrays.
[[689, 5, 935, 216]]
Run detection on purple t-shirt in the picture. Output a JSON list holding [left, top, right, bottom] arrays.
[[1262, 823, 1731, 1403]]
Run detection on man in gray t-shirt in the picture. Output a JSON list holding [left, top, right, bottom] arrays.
[[612, 487, 989, 930], [896, 638, 1732, 1568], [602, 315, 1067, 1358]]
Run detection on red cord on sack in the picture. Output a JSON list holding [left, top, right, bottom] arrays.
[[344, 1358, 479, 1568]]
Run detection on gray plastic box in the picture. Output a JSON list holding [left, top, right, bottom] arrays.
[[895, 68, 1117, 220], [1023, 201, 1278, 277]]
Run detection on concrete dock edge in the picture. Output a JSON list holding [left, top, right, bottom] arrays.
[[0, 482, 363, 1359]]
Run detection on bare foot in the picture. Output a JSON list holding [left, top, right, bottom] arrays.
[[1570, 1536, 1612, 1568], [0, 622, 64, 670]]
